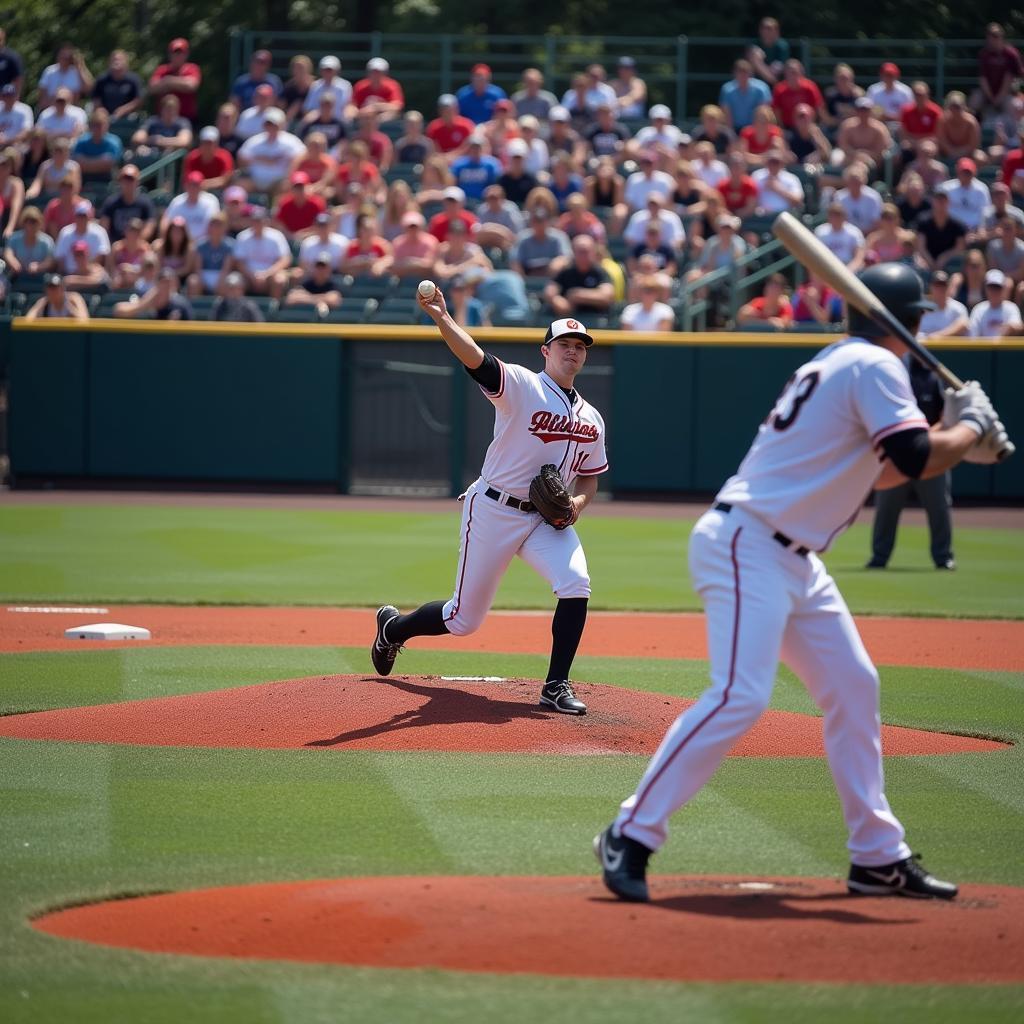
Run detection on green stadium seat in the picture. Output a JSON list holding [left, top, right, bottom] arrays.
[[109, 116, 143, 145], [273, 306, 324, 323], [11, 272, 48, 292], [343, 275, 398, 299], [371, 296, 419, 324], [607, 237, 630, 261], [323, 305, 374, 324], [384, 163, 421, 186], [735, 321, 785, 332], [250, 296, 279, 317], [792, 321, 835, 332]]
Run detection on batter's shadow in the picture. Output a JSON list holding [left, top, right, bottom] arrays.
[[635, 891, 918, 925], [305, 676, 558, 747]]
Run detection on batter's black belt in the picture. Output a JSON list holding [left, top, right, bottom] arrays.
[[485, 487, 536, 513], [713, 502, 810, 557]]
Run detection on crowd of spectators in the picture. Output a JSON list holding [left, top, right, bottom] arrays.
[[3, 23, 1023, 334]]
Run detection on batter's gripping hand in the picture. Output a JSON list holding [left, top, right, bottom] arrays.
[[417, 284, 448, 322], [941, 381, 998, 437], [529, 464, 577, 530], [965, 419, 1013, 465]]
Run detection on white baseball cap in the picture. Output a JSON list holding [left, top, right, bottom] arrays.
[[549, 105, 570, 122], [367, 57, 389, 72], [649, 103, 672, 120], [985, 268, 1006, 287], [262, 107, 286, 126], [199, 126, 220, 142], [442, 185, 466, 202], [544, 317, 595, 347], [506, 138, 529, 157], [319, 55, 341, 71]]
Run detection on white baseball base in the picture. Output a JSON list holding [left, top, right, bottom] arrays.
[[64, 623, 151, 640]]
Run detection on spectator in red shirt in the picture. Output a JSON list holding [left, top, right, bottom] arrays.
[[339, 213, 391, 277], [148, 38, 201, 124], [426, 94, 475, 158], [557, 192, 606, 243], [352, 58, 405, 121], [736, 273, 794, 328], [974, 23, 1024, 119], [771, 59, 824, 129], [427, 185, 479, 242], [738, 104, 783, 168], [335, 140, 385, 204], [274, 171, 327, 239], [184, 127, 235, 190], [1002, 145, 1024, 199], [899, 81, 943, 162], [346, 109, 393, 172], [717, 152, 758, 217], [290, 132, 338, 200]]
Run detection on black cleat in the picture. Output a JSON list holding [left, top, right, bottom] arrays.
[[865, 558, 887, 569], [540, 679, 587, 715], [935, 558, 957, 571], [848, 853, 958, 900], [370, 605, 402, 676], [594, 825, 652, 902]]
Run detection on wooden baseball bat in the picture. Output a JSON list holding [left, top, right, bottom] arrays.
[[772, 211, 1015, 462]]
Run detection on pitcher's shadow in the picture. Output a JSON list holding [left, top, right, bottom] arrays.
[[592, 890, 918, 925], [306, 676, 557, 747]]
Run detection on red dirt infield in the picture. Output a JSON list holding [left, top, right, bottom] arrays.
[[0, 675, 1007, 756], [3, 605, 1023, 671], [33, 874, 1024, 983]]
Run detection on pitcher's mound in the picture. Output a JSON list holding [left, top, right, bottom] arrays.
[[0, 675, 1007, 756], [33, 875, 1024, 983]]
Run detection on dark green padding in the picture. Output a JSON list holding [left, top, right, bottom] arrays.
[[87, 332, 341, 482]]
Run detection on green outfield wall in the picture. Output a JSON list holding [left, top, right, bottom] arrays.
[[9, 320, 1024, 499]]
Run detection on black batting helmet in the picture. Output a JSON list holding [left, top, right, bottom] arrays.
[[847, 263, 935, 339]]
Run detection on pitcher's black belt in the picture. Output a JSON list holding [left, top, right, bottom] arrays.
[[485, 487, 535, 513], [713, 502, 810, 557]]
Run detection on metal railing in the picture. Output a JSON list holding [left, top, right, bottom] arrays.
[[134, 148, 187, 197], [231, 31, 1001, 118], [676, 234, 802, 331]]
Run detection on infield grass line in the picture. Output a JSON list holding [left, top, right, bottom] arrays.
[[2, 504, 1022, 618]]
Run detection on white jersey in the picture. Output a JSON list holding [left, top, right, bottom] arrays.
[[969, 299, 1022, 337], [164, 191, 221, 242], [717, 338, 927, 551], [938, 177, 990, 231], [814, 221, 865, 265], [478, 361, 608, 498], [866, 81, 913, 120], [918, 298, 968, 338]]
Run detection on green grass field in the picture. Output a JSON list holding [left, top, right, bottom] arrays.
[[2, 501, 1023, 1022], [2, 503, 1023, 617]]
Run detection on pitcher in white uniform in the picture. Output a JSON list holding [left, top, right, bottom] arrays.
[[370, 286, 608, 715], [595, 263, 1004, 902]]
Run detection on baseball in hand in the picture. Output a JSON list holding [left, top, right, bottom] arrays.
[[418, 280, 437, 299]]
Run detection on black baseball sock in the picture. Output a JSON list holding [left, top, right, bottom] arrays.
[[385, 600, 450, 645], [546, 597, 589, 682]]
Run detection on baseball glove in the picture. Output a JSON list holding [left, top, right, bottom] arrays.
[[529, 464, 577, 530]]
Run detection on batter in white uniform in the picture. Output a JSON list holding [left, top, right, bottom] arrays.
[[595, 263, 1003, 901], [370, 286, 608, 715]]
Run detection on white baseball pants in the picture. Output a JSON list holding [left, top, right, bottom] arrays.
[[442, 478, 591, 636], [616, 504, 912, 868]]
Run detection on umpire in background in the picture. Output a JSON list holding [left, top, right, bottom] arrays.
[[867, 356, 955, 570]]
